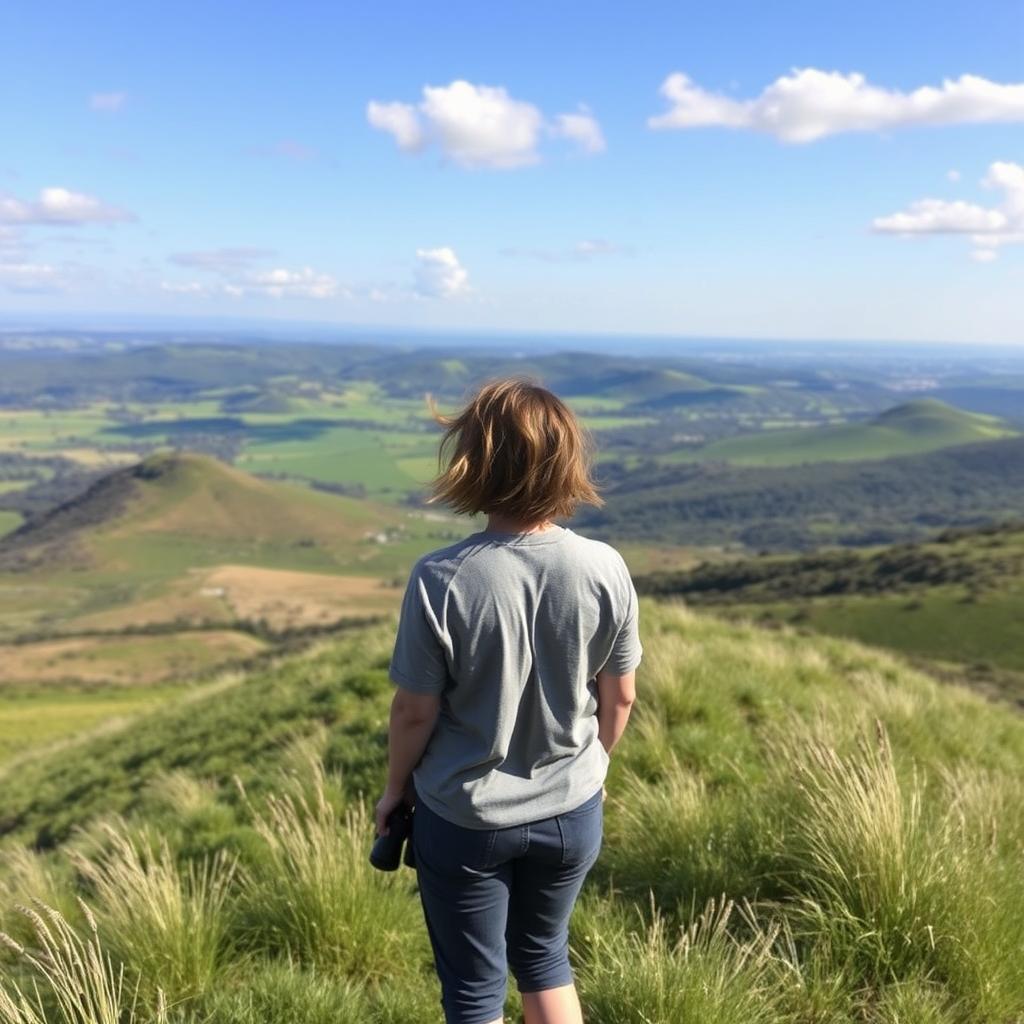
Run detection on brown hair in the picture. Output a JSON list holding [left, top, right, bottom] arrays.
[[426, 377, 604, 522]]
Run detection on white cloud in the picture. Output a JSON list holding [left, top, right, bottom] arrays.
[[648, 69, 1024, 142], [0, 187, 134, 225], [872, 199, 1007, 234], [947, 169, 961, 182], [160, 280, 209, 295], [245, 266, 341, 299], [552, 108, 606, 153], [163, 267, 341, 300], [414, 247, 470, 297], [89, 92, 127, 112], [368, 80, 604, 168], [872, 160, 1024, 260], [0, 261, 62, 292], [366, 101, 425, 152]]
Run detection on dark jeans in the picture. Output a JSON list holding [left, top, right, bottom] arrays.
[[412, 786, 604, 1024]]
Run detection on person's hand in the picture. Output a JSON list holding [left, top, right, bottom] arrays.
[[602, 785, 608, 803], [375, 780, 415, 837]]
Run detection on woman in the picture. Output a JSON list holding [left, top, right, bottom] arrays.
[[375, 377, 642, 1024]]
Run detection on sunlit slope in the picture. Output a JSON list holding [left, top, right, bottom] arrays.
[[0, 451, 400, 571], [0, 453, 457, 650], [636, 521, 1024, 699], [698, 398, 1018, 466], [2, 599, 1021, 849]]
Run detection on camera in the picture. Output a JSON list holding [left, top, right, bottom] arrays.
[[370, 803, 416, 871]]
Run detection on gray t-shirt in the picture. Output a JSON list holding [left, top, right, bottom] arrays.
[[388, 523, 642, 829]]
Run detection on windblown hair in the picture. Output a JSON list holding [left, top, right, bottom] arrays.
[[426, 377, 604, 522]]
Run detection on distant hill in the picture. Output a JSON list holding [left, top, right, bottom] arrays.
[[696, 399, 1018, 467], [634, 520, 1024, 703], [577, 435, 1024, 550], [0, 451, 398, 574], [0, 453, 461, 675]]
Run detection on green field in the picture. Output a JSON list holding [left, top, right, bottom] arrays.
[[0, 681, 191, 762], [693, 399, 1017, 466], [0, 511, 20, 538]]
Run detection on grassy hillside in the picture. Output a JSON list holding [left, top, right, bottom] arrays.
[[696, 399, 1018, 467], [0, 452, 466, 650], [1, 602, 1023, 1022], [635, 521, 1024, 702]]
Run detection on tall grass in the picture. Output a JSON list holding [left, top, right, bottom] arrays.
[[0, 899, 167, 1024], [236, 755, 428, 980], [577, 896, 793, 1024], [69, 823, 237, 1010]]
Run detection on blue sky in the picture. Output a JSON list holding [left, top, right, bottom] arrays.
[[2, 0, 1022, 344]]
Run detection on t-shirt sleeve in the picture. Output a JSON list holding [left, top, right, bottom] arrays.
[[389, 563, 451, 696], [603, 569, 643, 675]]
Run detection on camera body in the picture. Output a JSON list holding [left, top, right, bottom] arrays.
[[370, 803, 416, 871]]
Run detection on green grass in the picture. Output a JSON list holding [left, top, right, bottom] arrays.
[[635, 522, 1024, 685], [1, 602, 1023, 1021], [0, 684, 188, 762], [695, 399, 1017, 467], [0, 513, 20, 540]]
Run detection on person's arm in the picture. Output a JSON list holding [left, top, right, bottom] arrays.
[[376, 687, 441, 835], [386, 688, 441, 793], [596, 668, 636, 755]]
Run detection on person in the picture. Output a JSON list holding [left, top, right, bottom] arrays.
[[375, 376, 642, 1024]]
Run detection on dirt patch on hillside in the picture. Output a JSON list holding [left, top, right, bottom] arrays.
[[199, 564, 402, 629]]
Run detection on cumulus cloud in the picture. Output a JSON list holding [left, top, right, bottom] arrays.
[[552, 108, 606, 153], [872, 160, 1024, 261], [244, 266, 341, 299], [648, 69, 1024, 142], [162, 265, 342, 300], [947, 169, 962, 182], [0, 187, 134, 225], [414, 247, 470, 297], [89, 92, 127, 112], [366, 101, 426, 152], [368, 81, 604, 168], [163, 246, 340, 299]]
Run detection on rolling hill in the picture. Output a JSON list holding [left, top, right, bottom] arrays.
[[0, 452, 462, 687], [695, 398, 1018, 467], [577, 434, 1024, 550]]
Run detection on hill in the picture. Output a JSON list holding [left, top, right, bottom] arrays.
[[696, 399, 1018, 467], [0, 451, 401, 573], [634, 520, 1024, 703], [577, 434, 1024, 550], [1, 603, 1022, 1021], [0, 452, 462, 688]]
